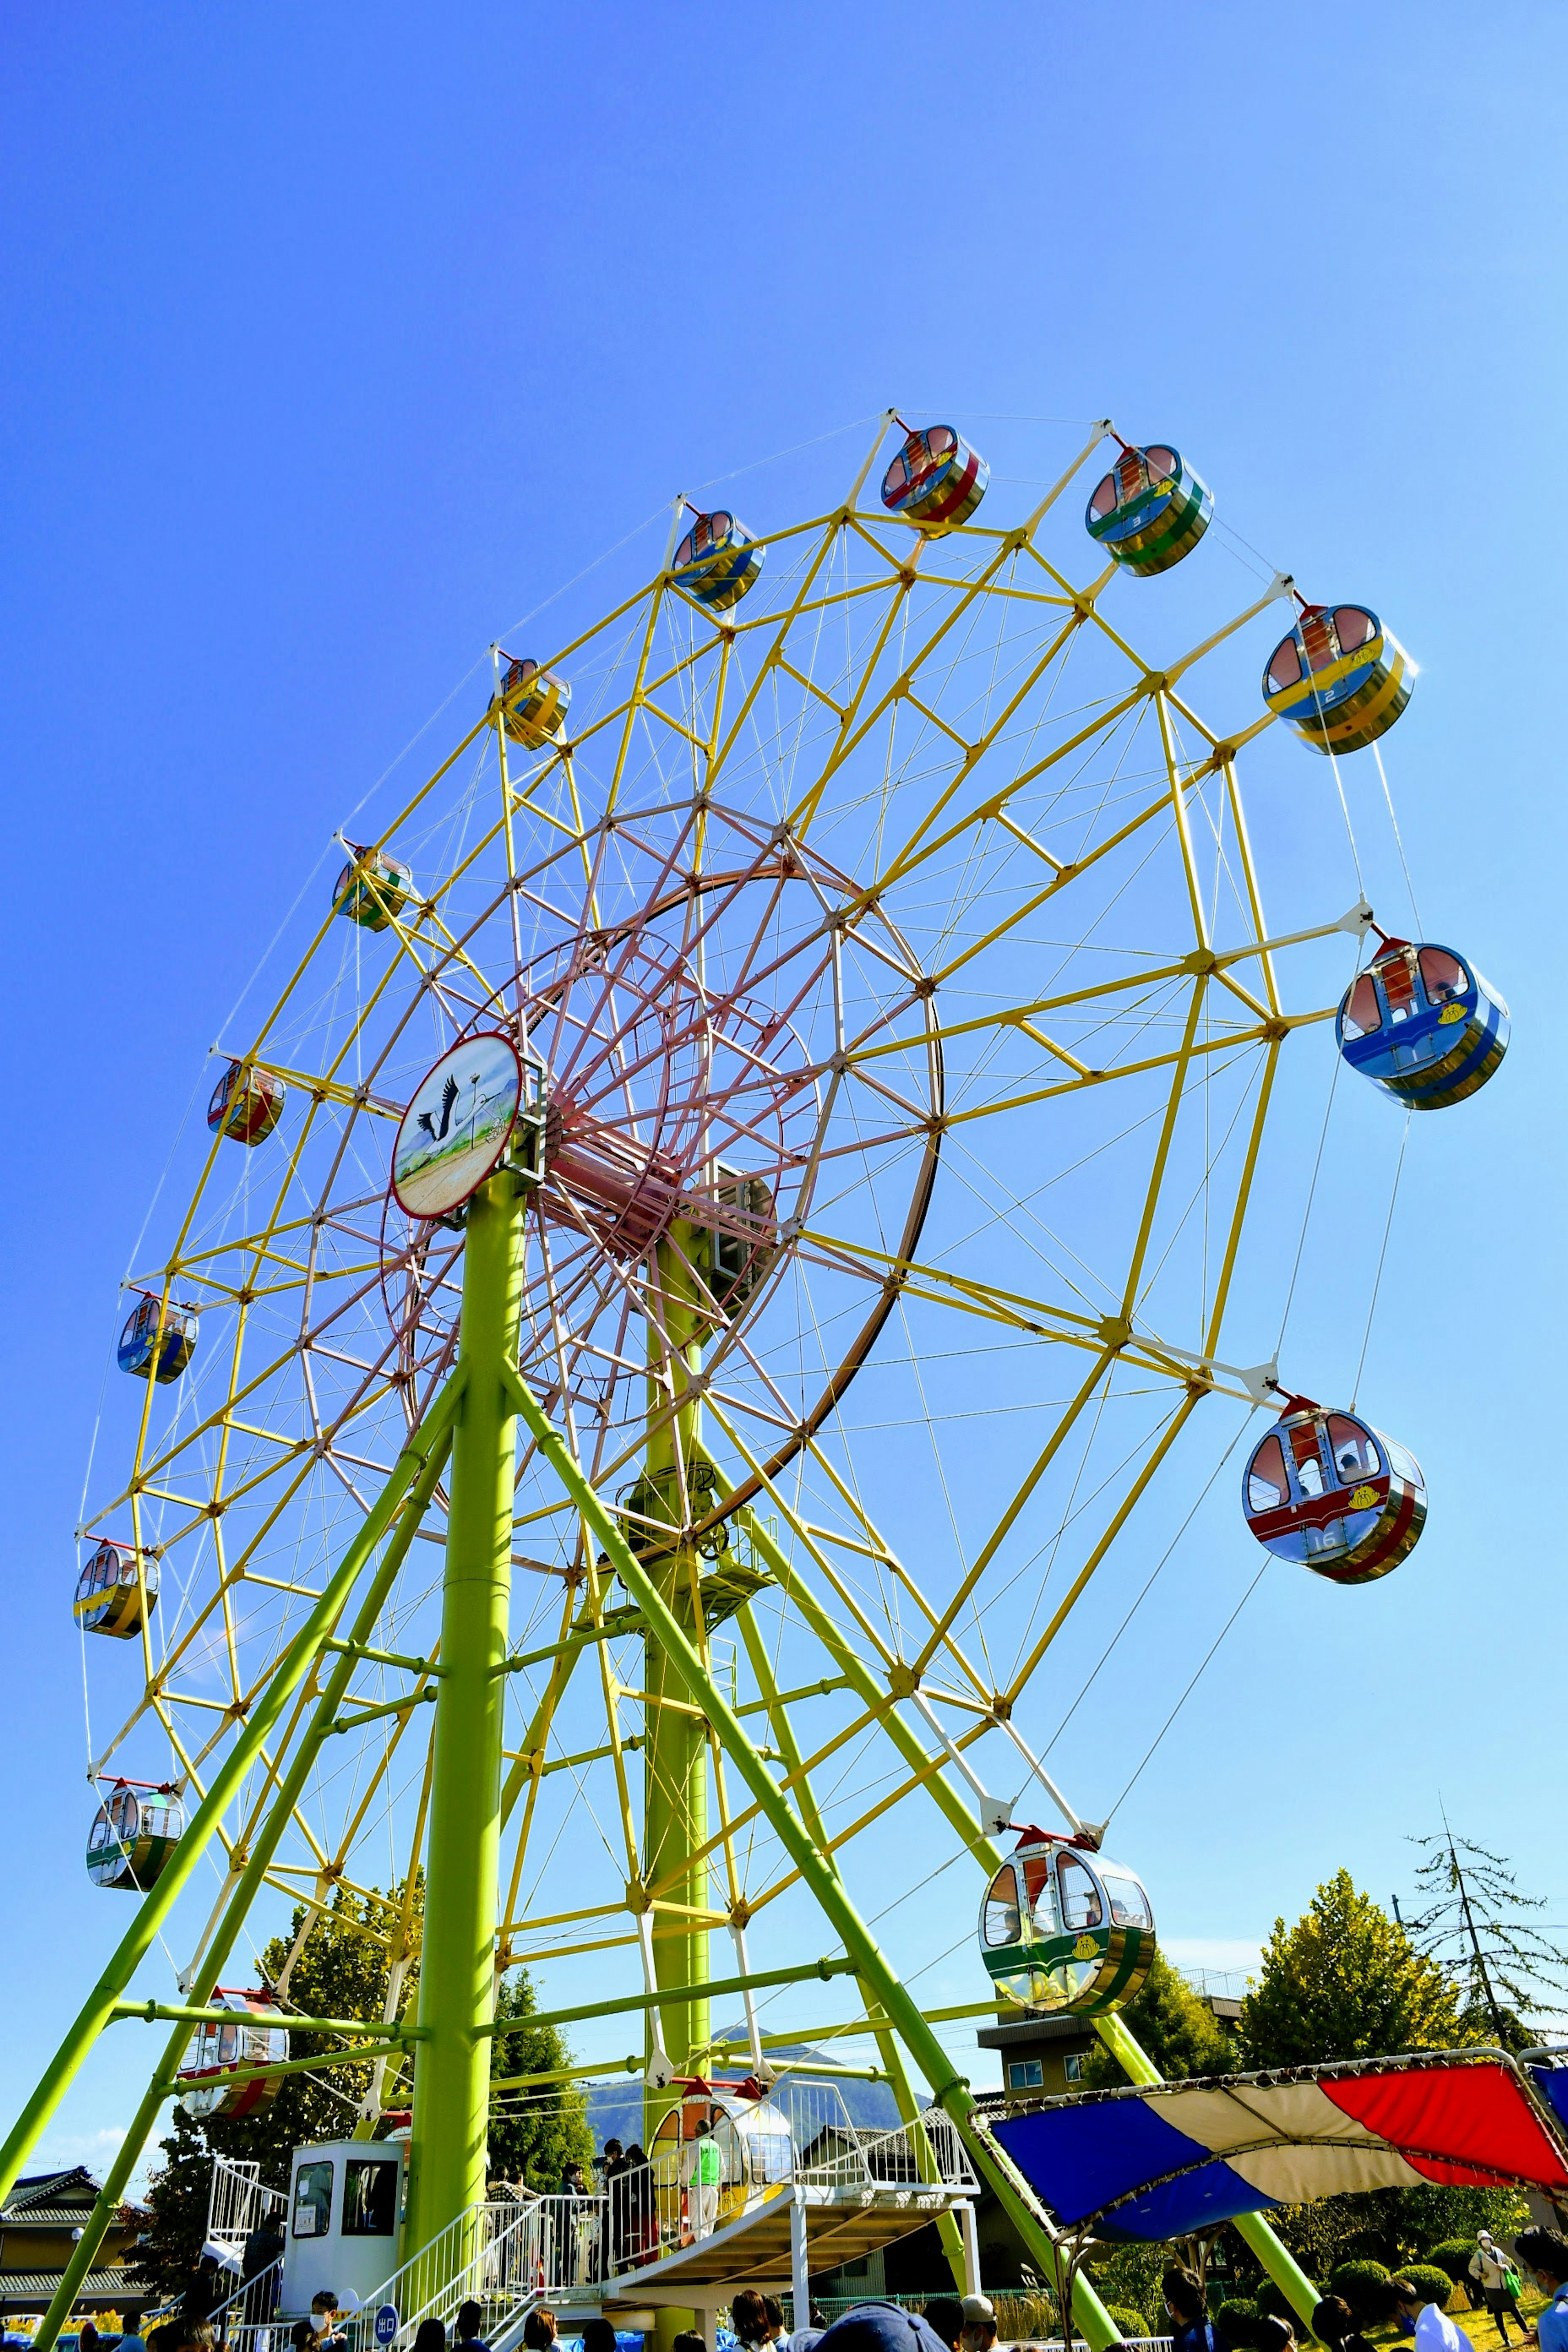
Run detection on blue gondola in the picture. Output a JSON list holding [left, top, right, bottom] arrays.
[[1262, 603, 1413, 754], [1243, 1394, 1425, 1585], [118, 1292, 198, 1383], [1085, 443, 1212, 575], [1338, 939, 1508, 1110], [672, 509, 764, 611]]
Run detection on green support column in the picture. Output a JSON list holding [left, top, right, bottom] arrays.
[[642, 1226, 710, 2112], [404, 1170, 527, 2253], [501, 1368, 1122, 2352]]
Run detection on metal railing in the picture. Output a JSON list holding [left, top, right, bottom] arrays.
[[207, 2156, 286, 2267], [214, 2196, 588, 2352]]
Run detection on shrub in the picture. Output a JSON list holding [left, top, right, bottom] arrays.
[[1216, 2299, 1260, 2346], [1328, 2261, 1391, 2323], [1401, 2267, 1454, 2312], [1424, 2241, 1478, 2285], [1255, 2281, 1296, 2324], [1105, 2307, 1149, 2341]]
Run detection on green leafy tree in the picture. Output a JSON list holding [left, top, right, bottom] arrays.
[[1237, 1869, 1468, 2067], [1407, 1824, 1568, 2047], [1081, 1951, 1237, 2090], [487, 1973, 595, 2191], [132, 1878, 590, 2300]]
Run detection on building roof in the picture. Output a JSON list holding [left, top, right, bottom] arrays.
[[2, 2172, 101, 2220], [0, 2268, 142, 2310], [976, 2012, 1097, 2053]]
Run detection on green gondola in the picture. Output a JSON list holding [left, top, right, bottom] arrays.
[[980, 1828, 1155, 2014], [86, 1779, 184, 1893]]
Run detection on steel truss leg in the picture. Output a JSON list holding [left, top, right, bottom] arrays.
[[738, 1510, 1320, 2329], [500, 1367, 1122, 2350], [4, 1383, 464, 2351]]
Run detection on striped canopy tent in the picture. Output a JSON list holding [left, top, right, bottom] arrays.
[[975, 2053, 1568, 2242]]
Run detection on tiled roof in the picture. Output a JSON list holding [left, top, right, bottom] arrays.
[[0, 2214, 135, 2230], [2, 2173, 100, 2220], [0, 2268, 140, 2307]]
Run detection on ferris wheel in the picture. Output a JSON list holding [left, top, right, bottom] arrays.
[[5, 409, 1507, 2348]]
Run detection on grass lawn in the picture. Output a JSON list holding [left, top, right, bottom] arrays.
[[1364, 2301, 1543, 2352]]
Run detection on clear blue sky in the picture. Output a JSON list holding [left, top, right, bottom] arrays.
[[3, 3, 1565, 2185]]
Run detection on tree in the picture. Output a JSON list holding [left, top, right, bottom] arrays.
[[1406, 1823, 1568, 2047], [1237, 1869, 1468, 2068], [487, 1974, 595, 2191], [131, 1877, 591, 2299], [1081, 1950, 1236, 2089]]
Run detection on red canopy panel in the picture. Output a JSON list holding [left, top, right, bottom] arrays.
[[1328, 2065, 1568, 2190]]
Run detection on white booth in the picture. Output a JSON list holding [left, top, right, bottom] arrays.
[[280, 2139, 405, 2316]]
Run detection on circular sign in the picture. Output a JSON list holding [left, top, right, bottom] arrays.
[[392, 1032, 523, 1220], [374, 2308, 399, 2346]]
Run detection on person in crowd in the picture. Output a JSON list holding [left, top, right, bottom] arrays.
[[1386, 2276, 1466, 2352], [453, 2300, 489, 2352], [115, 2312, 147, 2352], [309, 2295, 345, 2351], [600, 2140, 625, 2179], [1517, 2227, 1568, 2352], [560, 2161, 588, 2199], [521, 2310, 556, 2352], [1313, 2296, 1375, 2352], [183, 2260, 225, 2329], [1254, 2321, 1295, 2352], [922, 2301, 962, 2352], [623, 2145, 656, 2263], [1470, 2233, 1526, 2343], [1161, 2271, 1226, 2352], [807, 2305, 950, 2352], [958, 2300, 996, 2352], [81, 2323, 101, 2352], [240, 2213, 284, 2329], [411, 2322, 447, 2352], [763, 2297, 791, 2352], [145, 2325, 181, 2352], [671, 2335, 706, 2352], [581, 2322, 617, 2352], [688, 2118, 721, 2243], [289, 2326, 317, 2352], [731, 2294, 771, 2348]]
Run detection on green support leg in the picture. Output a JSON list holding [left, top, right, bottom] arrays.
[[404, 1170, 527, 2254], [742, 1510, 1319, 2332], [736, 1607, 967, 2293], [12, 1396, 461, 2351], [503, 1370, 1121, 2350]]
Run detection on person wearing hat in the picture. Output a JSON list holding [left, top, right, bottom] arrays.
[[809, 2302, 952, 2352], [959, 2299, 996, 2352], [1469, 2232, 1525, 2343]]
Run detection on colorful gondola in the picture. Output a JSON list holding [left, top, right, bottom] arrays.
[[176, 1988, 290, 2119], [1243, 1394, 1425, 1584], [880, 423, 989, 530], [207, 1060, 287, 1145], [672, 509, 764, 611], [1262, 603, 1413, 753], [1085, 443, 1212, 575], [499, 657, 571, 748], [1338, 938, 1508, 1110], [117, 1292, 198, 1383], [74, 1539, 159, 1639], [332, 844, 413, 932], [87, 1779, 184, 1892], [980, 1828, 1156, 2015]]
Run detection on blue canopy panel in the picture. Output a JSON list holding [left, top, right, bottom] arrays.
[[1532, 2067, 1568, 2137], [990, 2100, 1281, 2240]]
